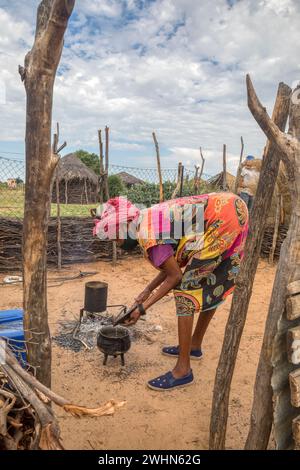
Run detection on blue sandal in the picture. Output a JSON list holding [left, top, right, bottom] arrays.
[[147, 370, 194, 391], [162, 345, 203, 361]]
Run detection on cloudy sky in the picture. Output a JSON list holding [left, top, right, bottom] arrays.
[[0, 0, 299, 176]]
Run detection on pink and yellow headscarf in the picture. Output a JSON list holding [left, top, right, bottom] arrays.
[[93, 196, 140, 240]]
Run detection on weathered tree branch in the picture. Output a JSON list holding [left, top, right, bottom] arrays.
[[246, 75, 298, 173], [199, 147, 205, 180], [21, 0, 75, 387], [245, 81, 300, 449], [209, 79, 291, 450]]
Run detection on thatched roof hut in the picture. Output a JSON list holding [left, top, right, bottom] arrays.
[[207, 171, 236, 192], [52, 153, 99, 204], [115, 171, 144, 187]]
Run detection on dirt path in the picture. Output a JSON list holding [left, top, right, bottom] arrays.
[[0, 258, 276, 449]]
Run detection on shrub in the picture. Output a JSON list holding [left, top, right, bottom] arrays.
[[108, 175, 126, 199]]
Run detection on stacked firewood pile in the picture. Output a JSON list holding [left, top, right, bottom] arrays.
[[0, 342, 125, 450], [0, 218, 115, 272], [0, 370, 37, 450], [260, 224, 288, 259]]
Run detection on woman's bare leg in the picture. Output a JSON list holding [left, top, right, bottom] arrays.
[[172, 315, 194, 379], [191, 308, 217, 350]]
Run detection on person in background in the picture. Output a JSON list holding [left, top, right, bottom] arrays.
[[238, 155, 261, 212]]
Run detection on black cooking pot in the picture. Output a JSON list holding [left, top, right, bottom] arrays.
[[97, 325, 131, 365], [84, 281, 108, 313]]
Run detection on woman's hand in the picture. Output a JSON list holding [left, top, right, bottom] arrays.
[[135, 287, 151, 304], [124, 307, 141, 326]]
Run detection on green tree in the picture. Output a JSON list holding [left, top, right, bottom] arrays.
[[108, 175, 126, 198], [75, 149, 100, 175]]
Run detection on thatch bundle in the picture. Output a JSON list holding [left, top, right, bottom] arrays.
[[266, 162, 291, 227], [207, 171, 236, 192], [51, 154, 99, 204]]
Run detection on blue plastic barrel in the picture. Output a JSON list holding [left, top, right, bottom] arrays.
[[0, 309, 26, 365]]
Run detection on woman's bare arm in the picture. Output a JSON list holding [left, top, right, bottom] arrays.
[[143, 256, 182, 310], [147, 270, 168, 291], [126, 256, 182, 325]]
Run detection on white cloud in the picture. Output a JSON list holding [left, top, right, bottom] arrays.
[[0, 0, 299, 176], [78, 0, 123, 17]]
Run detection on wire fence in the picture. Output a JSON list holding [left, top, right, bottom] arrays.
[[0, 156, 213, 219], [0, 157, 25, 219], [109, 164, 211, 184]]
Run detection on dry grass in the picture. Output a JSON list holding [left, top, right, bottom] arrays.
[[0, 186, 95, 218]]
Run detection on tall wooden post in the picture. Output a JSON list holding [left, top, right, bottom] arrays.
[[172, 162, 183, 199], [53, 123, 66, 271], [152, 132, 164, 202], [194, 166, 199, 194], [245, 81, 300, 450], [199, 146, 205, 180], [234, 136, 244, 194], [55, 170, 62, 270], [268, 190, 281, 264], [179, 165, 184, 197], [19, 0, 75, 386], [103, 126, 117, 265], [104, 126, 110, 201], [98, 129, 104, 204], [209, 78, 291, 449]]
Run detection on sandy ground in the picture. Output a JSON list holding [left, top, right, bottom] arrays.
[[0, 257, 276, 450]]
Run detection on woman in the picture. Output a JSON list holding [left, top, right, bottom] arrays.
[[93, 192, 248, 391]]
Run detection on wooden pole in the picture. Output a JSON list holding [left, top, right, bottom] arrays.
[[180, 165, 184, 197], [53, 123, 66, 271], [104, 126, 110, 201], [103, 125, 117, 265], [194, 147, 205, 194], [245, 80, 300, 450], [98, 129, 104, 204], [194, 166, 199, 194], [209, 78, 291, 450], [152, 132, 164, 202], [19, 0, 74, 387], [56, 170, 62, 271], [222, 144, 227, 190], [199, 146, 205, 180], [234, 136, 244, 194], [268, 189, 281, 264], [172, 162, 183, 199]]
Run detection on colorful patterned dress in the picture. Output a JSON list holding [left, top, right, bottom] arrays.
[[136, 192, 249, 316]]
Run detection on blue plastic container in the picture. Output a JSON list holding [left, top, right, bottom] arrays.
[[0, 309, 27, 365]]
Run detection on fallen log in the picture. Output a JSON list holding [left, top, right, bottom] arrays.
[[0, 342, 125, 450]]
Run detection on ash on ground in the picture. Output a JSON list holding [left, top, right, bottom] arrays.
[[53, 315, 162, 353]]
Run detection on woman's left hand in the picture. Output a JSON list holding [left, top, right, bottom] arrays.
[[124, 307, 141, 326]]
